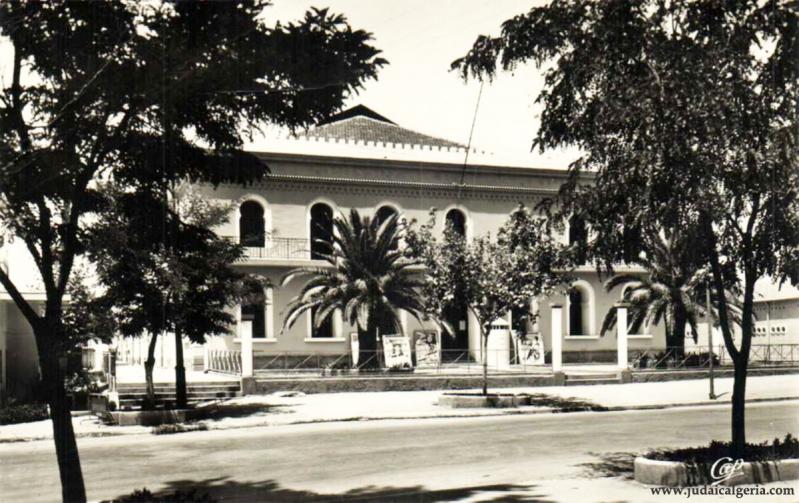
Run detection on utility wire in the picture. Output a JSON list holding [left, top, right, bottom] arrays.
[[457, 80, 483, 200]]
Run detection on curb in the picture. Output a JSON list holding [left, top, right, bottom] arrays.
[[2, 395, 798, 444], [602, 395, 799, 412]]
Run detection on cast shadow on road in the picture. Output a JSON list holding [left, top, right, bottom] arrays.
[[576, 452, 637, 480], [106, 477, 557, 502]]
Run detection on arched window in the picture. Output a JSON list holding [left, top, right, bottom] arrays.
[[241, 281, 266, 339], [239, 201, 265, 247], [375, 205, 399, 251], [445, 209, 467, 237], [310, 203, 333, 260], [310, 307, 334, 338], [375, 205, 397, 226], [620, 285, 644, 334], [568, 215, 587, 264], [569, 289, 584, 336]]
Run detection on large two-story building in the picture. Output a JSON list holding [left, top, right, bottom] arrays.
[[19, 104, 786, 397], [187, 105, 668, 374]]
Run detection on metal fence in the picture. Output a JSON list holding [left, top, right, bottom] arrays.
[[246, 344, 799, 377], [253, 349, 542, 376], [630, 344, 799, 370]]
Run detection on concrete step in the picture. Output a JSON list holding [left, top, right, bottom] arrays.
[[116, 384, 239, 392], [117, 390, 239, 399], [565, 375, 620, 386], [118, 391, 239, 407]]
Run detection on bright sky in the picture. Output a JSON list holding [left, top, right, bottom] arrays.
[[262, 0, 579, 167], [0, 1, 578, 168]]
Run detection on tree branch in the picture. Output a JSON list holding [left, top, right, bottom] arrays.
[[0, 264, 39, 328]]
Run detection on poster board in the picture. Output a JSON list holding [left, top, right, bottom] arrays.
[[382, 335, 412, 369], [413, 330, 439, 367], [517, 334, 545, 366]]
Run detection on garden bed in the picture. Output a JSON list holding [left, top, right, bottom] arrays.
[[635, 435, 799, 486], [438, 392, 607, 411], [438, 392, 530, 408]]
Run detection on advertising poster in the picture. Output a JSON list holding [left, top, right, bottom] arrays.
[[414, 330, 439, 367], [517, 334, 545, 366], [382, 335, 412, 369]]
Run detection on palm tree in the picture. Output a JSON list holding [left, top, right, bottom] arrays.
[[281, 209, 430, 369], [600, 233, 742, 357]]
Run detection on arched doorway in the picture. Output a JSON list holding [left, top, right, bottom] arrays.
[[442, 208, 469, 358]]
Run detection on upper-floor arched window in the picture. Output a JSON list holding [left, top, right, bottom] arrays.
[[310, 203, 333, 260], [375, 205, 399, 250], [239, 201, 265, 247], [375, 206, 398, 226], [568, 214, 587, 264], [445, 208, 467, 237]]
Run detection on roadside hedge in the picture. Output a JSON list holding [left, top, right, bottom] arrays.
[[0, 402, 49, 425]]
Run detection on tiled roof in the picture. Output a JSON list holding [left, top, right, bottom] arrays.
[[297, 106, 466, 149]]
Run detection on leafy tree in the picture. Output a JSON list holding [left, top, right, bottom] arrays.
[[86, 184, 257, 409], [412, 205, 568, 395], [0, 2, 384, 500], [454, 0, 798, 455], [281, 210, 429, 369]]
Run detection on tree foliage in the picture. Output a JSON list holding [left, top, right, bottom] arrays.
[[282, 209, 429, 369], [0, 2, 385, 500], [411, 205, 569, 394], [454, 0, 798, 454], [599, 231, 742, 351]]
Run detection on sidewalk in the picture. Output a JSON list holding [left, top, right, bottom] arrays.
[[1, 374, 797, 442]]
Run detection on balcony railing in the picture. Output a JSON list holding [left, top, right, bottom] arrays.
[[224, 237, 313, 261]]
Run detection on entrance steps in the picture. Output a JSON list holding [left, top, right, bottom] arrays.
[[564, 372, 622, 386], [116, 382, 240, 408]]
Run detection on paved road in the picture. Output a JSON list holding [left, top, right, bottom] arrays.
[[1, 401, 797, 502]]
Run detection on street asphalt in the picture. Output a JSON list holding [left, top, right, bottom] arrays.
[[1, 401, 797, 502]]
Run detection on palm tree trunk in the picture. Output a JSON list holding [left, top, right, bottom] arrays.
[[357, 325, 380, 371], [672, 306, 687, 360], [144, 332, 158, 409]]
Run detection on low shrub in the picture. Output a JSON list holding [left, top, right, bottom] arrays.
[[527, 393, 608, 412], [103, 488, 216, 503], [645, 434, 799, 463], [0, 401, 49, 425], [151, 423, 208, 435]]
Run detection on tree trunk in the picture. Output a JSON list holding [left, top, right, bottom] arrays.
[[357, 325, 380, 371], [174, 328, 187, 409], [39, 349, 87, 503], [143, 332, 158, 409], [481, 327, 488, 396], [671, 305, 687, 360], [731, 356, 748, 457], [730, 271, 756, 457]]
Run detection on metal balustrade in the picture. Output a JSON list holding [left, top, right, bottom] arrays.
[[223, 236, 312, 261], [206, 349, 242, 375]]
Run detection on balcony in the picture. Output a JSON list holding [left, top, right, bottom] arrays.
[[224, 237, 314, 262]]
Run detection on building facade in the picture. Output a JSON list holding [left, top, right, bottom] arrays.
[[0, 106, 674, 397], [195, 107, 667, 372]]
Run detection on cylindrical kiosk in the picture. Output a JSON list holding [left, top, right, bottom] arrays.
[[486, 319, 511, 369]]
